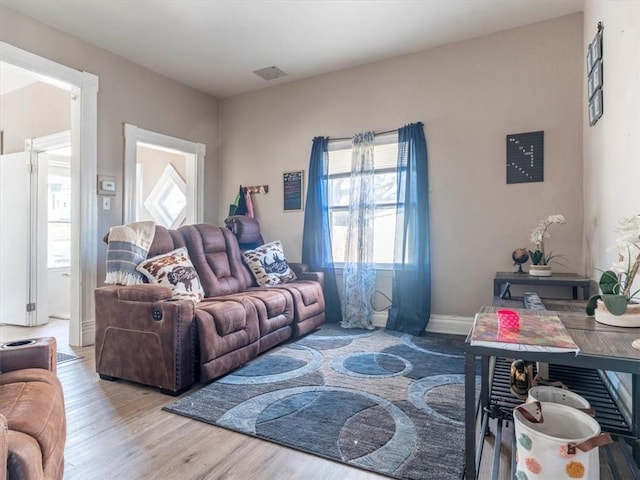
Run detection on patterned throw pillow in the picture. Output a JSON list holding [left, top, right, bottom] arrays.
[[243, 241, 297, 287], [136, 247, 205, 303]]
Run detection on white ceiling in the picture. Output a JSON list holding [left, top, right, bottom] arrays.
[[1, 0, 584, 99]]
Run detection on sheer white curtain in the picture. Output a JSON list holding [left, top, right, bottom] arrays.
[[341, 131, 375, 329]]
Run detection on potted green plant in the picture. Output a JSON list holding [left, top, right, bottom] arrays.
[[528, 214, 566, 277], [586, 214, 640, 327]]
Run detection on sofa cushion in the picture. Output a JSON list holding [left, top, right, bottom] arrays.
[[195, 298, 261, 382], [179, 224, 254, 297], [136, 247, 205, 303], [147, 225, 186, 257], [243, 241, 297, 286]]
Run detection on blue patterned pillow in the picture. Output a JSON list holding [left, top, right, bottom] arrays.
[[243, 241, 297, 286]]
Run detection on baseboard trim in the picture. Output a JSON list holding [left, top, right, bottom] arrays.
[[82, 319, 95, 347], [426, 314, 474, 335], [372, 312, 473, 336]]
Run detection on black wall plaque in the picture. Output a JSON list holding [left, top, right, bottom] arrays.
[[283, 170, 304, 211], [506, 130, 544, 184]]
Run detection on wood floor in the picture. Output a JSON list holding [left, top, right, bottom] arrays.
[[3, 320, 639, 479], [1, 321, 388, 480]]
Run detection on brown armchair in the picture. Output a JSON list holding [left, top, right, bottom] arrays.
[[0, 337, 66, 480]]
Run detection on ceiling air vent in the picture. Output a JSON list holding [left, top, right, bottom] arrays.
[[253, 66, 287, 81]]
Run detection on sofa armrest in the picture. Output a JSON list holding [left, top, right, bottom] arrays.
[[0, 337, 57, 374], [98, 284, 173, 302], [289, 263, 324, 290], [95, 286, 197, 394], [288, 262, 309, 275], [0, 414, 6, 480]]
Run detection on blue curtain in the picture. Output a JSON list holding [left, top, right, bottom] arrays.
[[302, 137, 342, 324], [386, 122, 431, 335]]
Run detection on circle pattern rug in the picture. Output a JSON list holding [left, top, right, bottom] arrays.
[[164, 324, 476, 479]]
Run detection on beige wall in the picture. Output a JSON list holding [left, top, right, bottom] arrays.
[[136, 145, 187, 224], [0, 6, 219, 284], [582, 1, 640, 291], [220, 14, 585, 317], [0, 81, 70, 154]]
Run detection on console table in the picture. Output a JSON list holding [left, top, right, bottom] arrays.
[[464, 307, 640, 480], [493, 271, 591, 300]]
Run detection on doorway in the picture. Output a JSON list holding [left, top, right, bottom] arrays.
[[0, 42, 98, 347], [0, 131, 71, 332], [123, 124, 205, 226], [35, 132, 73, 325]]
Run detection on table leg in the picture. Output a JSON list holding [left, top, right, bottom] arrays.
[[633, 374, 640, 466], [572, 286, 578, 300], [480, 356, 490, 410], [494, 280, 501, 297], [465, 352, 477, 480], [583, 285, 590, 300]]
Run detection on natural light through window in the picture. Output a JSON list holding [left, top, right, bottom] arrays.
[[327, 138, 399, 266], [48, 174, 71, 268]]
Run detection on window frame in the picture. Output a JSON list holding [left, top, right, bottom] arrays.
[[326, 133, 402, 270]]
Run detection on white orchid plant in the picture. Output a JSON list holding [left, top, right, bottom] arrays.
[[586, 214, 640, 316], [529, 214, 566, 265]]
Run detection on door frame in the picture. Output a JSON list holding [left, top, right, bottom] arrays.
[[27, 131, 72, 327], [123, 123, 205, 225], [1, 42, 99, 347]]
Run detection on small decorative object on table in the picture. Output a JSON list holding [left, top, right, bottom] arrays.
[[497, 309, 520, 331], [586, 214, 640, 327], [512, 248, 529, 273], [510, 359, 533, 400], [528, 214, 566, 277]]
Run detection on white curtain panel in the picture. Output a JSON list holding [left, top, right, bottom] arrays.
[[341, 131, 376, 329]]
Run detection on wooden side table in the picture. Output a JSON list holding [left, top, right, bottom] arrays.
[[493, 271, 591, 300]]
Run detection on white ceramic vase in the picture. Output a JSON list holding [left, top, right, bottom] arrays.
[[529, 265, 552, 277], [594, 300, 640, 327]]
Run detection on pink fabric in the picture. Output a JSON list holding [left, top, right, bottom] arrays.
[[245, 191, 254, 218]]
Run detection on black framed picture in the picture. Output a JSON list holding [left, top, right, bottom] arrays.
[[283, 170, 304, 211], [586, 45, 594, 74], [506, 131, 544, 184], [587, 23, 604, 127], [590, 30, 602, 64], [592, 60, 603, 90], [589, 88, 603, 127]]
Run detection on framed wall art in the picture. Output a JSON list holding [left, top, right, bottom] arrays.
[[589, 88, 603, 127], [283, 170, 304, 211], [587, 22, 604, 126], [506, 131, 544, 184]]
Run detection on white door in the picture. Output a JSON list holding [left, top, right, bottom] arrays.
[[41, 149, 71, 320], [0, 152, 39, 325]]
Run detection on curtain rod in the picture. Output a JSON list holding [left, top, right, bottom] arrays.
[[329, 128, 398, 142]]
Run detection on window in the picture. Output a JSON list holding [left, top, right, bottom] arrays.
[[48, 172, 71, 268], [327, 134, 399, 266]]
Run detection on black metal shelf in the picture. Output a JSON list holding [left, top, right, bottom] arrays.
[[489, 357, 633, 439], [477, 358, 640, 479]]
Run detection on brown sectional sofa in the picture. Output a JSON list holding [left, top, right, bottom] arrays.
[[95, 222, 325, 395]]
